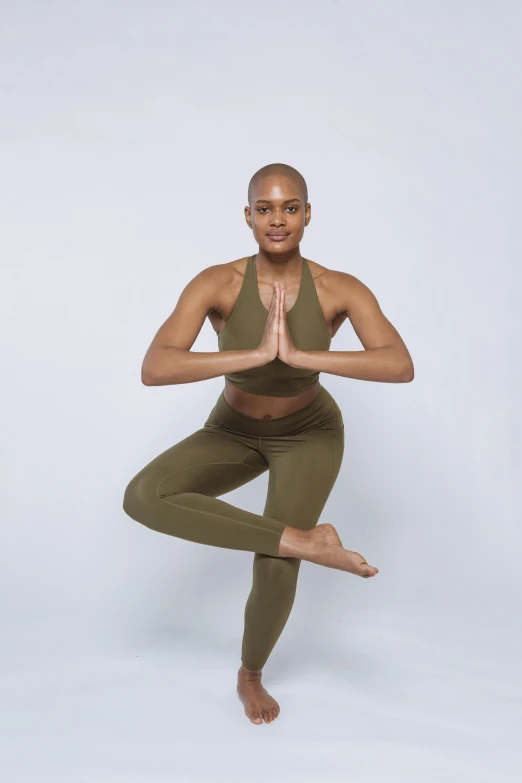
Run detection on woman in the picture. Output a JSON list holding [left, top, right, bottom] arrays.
[[123, 163, 414, 725]]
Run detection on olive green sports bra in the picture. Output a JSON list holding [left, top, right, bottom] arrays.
[[217, 254, 331, 396]]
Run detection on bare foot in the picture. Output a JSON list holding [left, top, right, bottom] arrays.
[[279, 523, 379, 577], [237, 665, 280, 725]]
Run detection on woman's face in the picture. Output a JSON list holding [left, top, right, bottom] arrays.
[[245, 175, 310, 254]]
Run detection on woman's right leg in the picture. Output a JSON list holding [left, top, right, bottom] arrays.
[[122, 426, 287, 556]]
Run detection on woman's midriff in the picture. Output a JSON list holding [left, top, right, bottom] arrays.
[[223, 378, 321, 420]]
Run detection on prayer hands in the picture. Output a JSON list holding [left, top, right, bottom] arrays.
[[256, 281, 300, 367], [275, 282, 300, 367]]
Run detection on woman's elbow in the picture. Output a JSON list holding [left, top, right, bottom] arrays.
[[141, 364, 180, 386], [141, 347, 184, 386], [397, 361, 414, 383], [141, 368, 158, 385], [141, 357, 166, 386]]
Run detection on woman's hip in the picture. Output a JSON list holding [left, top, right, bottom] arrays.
[[204, 384, 344, 438]]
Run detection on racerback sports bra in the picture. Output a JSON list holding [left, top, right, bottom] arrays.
[[217, 254, 331, 397]]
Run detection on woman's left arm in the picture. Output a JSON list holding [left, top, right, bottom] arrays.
[[278, 272, 415, 384]]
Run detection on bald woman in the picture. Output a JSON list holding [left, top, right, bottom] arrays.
[[123, 163, 414, 724]]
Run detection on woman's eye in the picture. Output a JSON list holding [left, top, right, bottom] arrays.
[[257, 206, 297, 214]]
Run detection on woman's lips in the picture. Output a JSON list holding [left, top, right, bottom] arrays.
[[267, 234, 289, 242]]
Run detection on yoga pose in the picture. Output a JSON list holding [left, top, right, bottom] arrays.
[[122, 163, 414, 725]]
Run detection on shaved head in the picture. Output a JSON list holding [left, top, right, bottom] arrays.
[[248, 163, 308, 205]]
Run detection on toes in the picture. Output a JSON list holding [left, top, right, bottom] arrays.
[[264, 707, 279, 723], [246, 707, 263, 724], [267, 706, 279, 722]]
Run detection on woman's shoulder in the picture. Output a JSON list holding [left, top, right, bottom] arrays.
[[306, 258, 361, 292], [306, 259, 382, 321], [192, 257, 251, 319], [196, 256, 250, 288]]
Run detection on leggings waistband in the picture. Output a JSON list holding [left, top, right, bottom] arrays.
[[205, 385, 343, 438]]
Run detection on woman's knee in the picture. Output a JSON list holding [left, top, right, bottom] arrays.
[[253, 553, 301, 592], [122, 468, 159, 521]]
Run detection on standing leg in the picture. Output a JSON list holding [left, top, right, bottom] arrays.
[[238, 426, 344, 723]]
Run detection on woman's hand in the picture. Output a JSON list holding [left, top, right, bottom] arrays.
[[256, 282, 280, 363], [277, 283, 300, 366]]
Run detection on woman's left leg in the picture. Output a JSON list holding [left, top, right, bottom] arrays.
[[240, 424, 345, 673]]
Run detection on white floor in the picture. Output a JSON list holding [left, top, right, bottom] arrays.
[[2, 608, 520, 783]]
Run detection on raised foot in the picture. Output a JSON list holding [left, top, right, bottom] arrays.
[[306, 523, 379, 577], [237, 665, 280, 725]]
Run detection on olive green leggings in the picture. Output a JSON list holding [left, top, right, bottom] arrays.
[[122, 385, 344, 671]]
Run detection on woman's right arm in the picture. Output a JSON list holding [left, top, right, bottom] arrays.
[[141, 265, 279, 386]]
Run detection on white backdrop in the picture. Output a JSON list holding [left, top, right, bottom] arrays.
[[2, 1, 521, 781]]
